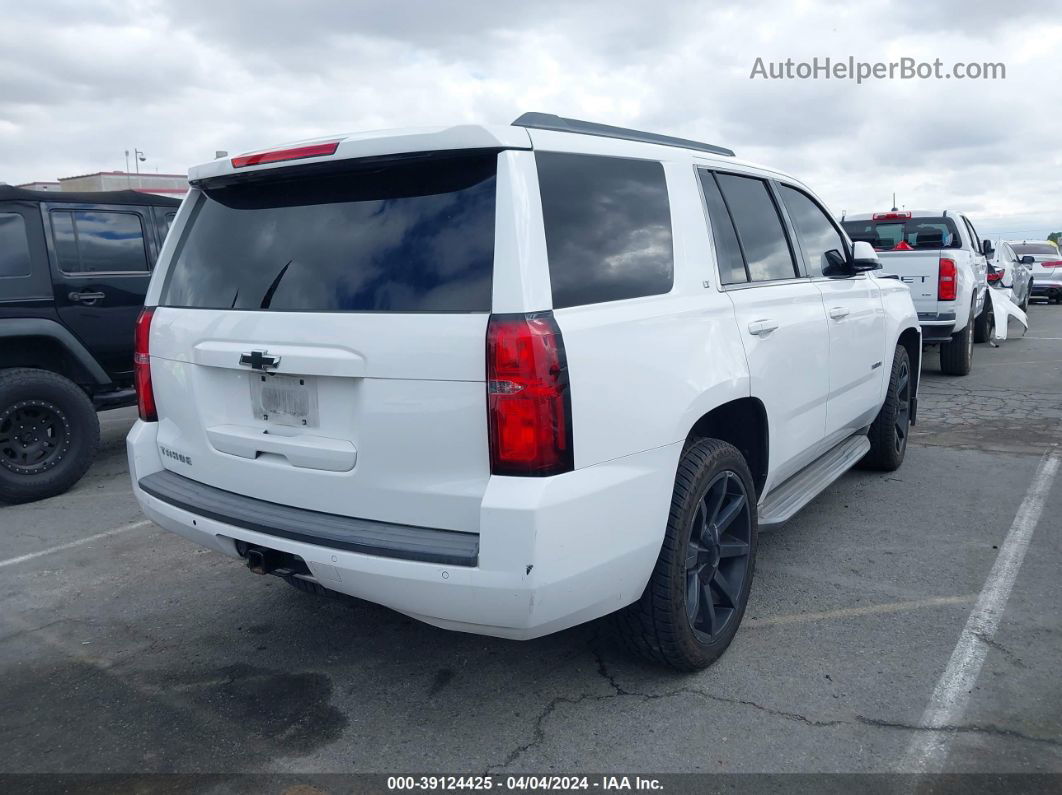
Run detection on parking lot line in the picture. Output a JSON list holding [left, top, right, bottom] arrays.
[[0, 519, 153, 570], [901, 451, 1060, 775], [745, 595, 977, 628]]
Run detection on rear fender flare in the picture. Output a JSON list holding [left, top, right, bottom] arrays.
[[0, 318, 111, 385]]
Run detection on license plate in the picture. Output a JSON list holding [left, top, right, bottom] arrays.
[[250, 373, 319, 427]]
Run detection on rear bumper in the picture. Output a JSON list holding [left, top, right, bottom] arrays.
[[127, 420, 679, 640], [917, 311, 956, 343], [1031, 282, 1062, 296]]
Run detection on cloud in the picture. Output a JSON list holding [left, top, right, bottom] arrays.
[[0, 0, 1059, 236]]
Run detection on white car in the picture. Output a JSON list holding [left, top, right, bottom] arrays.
[[988, 239, 1033, 311], [841, 210, 991, 375], [127, 114, 921, 670], [1010, 240, 1062, 304]]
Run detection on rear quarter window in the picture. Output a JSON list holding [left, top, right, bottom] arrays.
[[0, 213, 31, 277], [536, 152, 674, 309], [161, 153, 497, 313]]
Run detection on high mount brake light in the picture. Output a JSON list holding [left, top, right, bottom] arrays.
[[938, 258, 958, 301], [134, 308, 157, 422], [486, 313, 573, 477], [873, 211, 912, 220], [231, 141, 340, 168]]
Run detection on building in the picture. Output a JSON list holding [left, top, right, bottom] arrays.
[[14, 170, 188, 198], [58, 171, 188, 198], [13, 181, 61, 191]]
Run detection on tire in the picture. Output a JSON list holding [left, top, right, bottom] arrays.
[[0, 368, 99, 504], [859, 345, 911, 472], [1020, 284, 1031, 312], [612, 439, 758, 671], [939, 315, 973, 376], [282, 574, 335, 598], [974, 299, 994, 344]]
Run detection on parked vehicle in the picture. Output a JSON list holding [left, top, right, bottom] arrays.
[[127, 114, 921, 670], [841, 210, 991, 375], [988, 239, 1032, 311], [1010, 240, 1062, 304], [0, 186, 180, 503]]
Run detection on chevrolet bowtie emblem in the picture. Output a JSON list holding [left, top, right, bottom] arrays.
[[239, 350, 281, 371]]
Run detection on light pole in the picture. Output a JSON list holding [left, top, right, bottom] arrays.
[[134, 149, 146, 185]]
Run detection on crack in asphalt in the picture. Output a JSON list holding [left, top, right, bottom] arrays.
[[485, 648, 1059, 771]]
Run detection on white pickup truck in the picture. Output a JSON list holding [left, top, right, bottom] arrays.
[[841, 210, 990, 375]]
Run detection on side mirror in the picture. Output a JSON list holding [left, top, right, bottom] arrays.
[[1020, 255, 1035, 265], [982, 239, 995, 257], [849, 240, 882, 272]]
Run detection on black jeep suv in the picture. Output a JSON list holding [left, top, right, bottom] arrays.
[[0, 185, 180, 503]]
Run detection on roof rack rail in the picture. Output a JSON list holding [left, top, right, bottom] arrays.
[[512, 113, 735, 158]]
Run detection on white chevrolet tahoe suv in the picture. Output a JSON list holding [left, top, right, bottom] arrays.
[[841, 210, 991, 375], [128, 114, 921, 670]]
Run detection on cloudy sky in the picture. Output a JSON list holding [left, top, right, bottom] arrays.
[[2, 0, 1060, 238]]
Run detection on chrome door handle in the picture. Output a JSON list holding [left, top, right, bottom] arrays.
[[68, 291, 106, 304], [829, 306, 850, 320], [747, 319, 779, 336]]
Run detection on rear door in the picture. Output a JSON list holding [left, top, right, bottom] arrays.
[[701, 170, 829, 486], [45, 202, 157, 379], [147, 152, 499, 532], [778, 184, 885, 438]]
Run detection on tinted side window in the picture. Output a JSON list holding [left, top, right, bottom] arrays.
[[50, 209, 149, 273], [698, 171, 747, 284], [161, 212, 176, 239], [715, 174, 797, 282], [778, 185, 846, 277], [536, 152, 673, 308], [0, 213, 32, 277]]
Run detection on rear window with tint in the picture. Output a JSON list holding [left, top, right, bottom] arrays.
[[161, 153, 497, 312], [841, 217, 961, 251], [536, 152, 673, 309], [1011, 242, 1058, 257]]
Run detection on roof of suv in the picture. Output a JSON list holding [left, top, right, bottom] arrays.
[[187, 114, 788, 187], [0, 185, 181, 206]]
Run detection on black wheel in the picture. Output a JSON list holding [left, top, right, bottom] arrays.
[[939, 314, 973, 376], [859, 345, 911, 471], [974, 300, 994, 343], [1020, 285, 1030, 312], [0, 369, 99, 504], [612, 439, 757, 671]]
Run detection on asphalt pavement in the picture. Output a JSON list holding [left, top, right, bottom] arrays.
[[1, 304, 1060, 779]]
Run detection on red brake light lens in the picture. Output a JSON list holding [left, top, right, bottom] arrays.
[[893, 241, 914, 251], [987, 269, 1004, 283], [134, 308, 157, 422], [938, 258, 958, 301], [231, 140, 340, 168], [873, 211, 912, 220], [486, 313, 573, 477], [1042, 260, 1062, 268]]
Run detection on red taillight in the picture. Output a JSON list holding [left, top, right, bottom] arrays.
[[987, 269, 1004, 283], [134, 308, 157, 422], [486, 313, 573, 477], [1042, 260, 1062, 268], [231, 140, 340, 168], [873, 211, 912, 220], [938, 258, 958, 301]]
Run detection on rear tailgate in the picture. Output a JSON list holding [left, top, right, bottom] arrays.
[[874, 251, 943, 313], [147, 151, 500, 533]]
